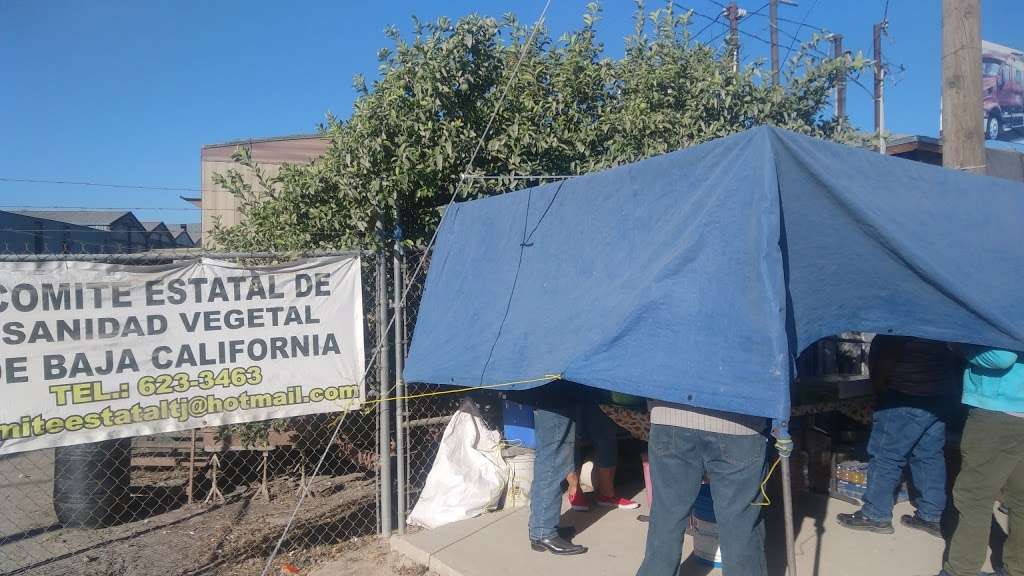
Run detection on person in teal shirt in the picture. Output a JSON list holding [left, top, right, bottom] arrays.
[[943, 346, 1024, 576]]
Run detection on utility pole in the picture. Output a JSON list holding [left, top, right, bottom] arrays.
[[873, 21, 887, 154], [832, 34, 846, 120], [726, 3, 741, 73], [770, 0, 797, 86], [941, 0, 984, 172], [770, 0, 780, 85]]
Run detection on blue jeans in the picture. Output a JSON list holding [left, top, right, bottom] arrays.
[[528, 399, 576, 540], [861, 391, 950, 523], [637, 424, 768, 576]]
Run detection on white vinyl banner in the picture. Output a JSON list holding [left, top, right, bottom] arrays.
[[0, 255, 365, 454]]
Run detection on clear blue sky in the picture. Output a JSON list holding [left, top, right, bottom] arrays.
[[2, 1, 1021, 225]]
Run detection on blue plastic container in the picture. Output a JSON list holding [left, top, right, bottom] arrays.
[[502, 399, 536, 449]]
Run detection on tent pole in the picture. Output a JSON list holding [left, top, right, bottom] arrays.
[[773, 420, 798, 576], [780, 451, 798, 576]]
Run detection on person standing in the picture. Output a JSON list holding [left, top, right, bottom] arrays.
[[566, 388, 640, 512], [636, 402, 769, 576], [837, 336, 962, 537], [519, 380, 588, 555], [942, 347, 1024, 576]]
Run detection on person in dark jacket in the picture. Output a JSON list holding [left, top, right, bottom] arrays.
[[837, 336, 962, 537]]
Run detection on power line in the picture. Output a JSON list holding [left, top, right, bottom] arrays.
[[882, 0, 891, 21], [0, 177, 202, 193], [743, 7, 826, 31], [693, 11, 724, 39], [0, 204, 215, 212], [258, 0, 556, 574], [782, 0, 821, 64]]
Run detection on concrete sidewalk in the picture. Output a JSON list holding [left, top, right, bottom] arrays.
[[391, 487, 997, 576]]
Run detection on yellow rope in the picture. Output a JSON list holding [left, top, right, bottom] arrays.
[[359, 373, 563, 407], [751, 457, 782, 507]]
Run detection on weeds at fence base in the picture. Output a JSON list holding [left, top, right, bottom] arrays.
[[1, 469, 376, 576]]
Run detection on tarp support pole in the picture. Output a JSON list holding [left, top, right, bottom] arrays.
[[773, 418, 798, 576]]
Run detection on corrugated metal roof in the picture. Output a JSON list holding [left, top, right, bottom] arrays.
[[9, 210, 135, 228], [141, 221, 170, 232], [167, 223, 201, 242]]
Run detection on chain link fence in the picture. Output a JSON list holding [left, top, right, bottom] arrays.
[[394, 248, 499, 533], [0, 246, 389, 576]]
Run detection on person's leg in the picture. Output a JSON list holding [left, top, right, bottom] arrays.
[[587, 399, 639, 508], [528, 402, 576, 542], [859, 398, 933, 524], [944, 409, 1023, 576], [636, 424, 703, 576], [991, 423, 1024, 576], [566, 469, 591, 511], [906, 410, 947, 525], [705, 431, 769, 576]]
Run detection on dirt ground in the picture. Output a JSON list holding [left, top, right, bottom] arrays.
[[0, 448, 378, 576]]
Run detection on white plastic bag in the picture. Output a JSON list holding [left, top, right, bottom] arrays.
[[408, 398, 509, 529]]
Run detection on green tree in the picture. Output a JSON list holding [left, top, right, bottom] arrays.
[[212, 1, 867, 253]]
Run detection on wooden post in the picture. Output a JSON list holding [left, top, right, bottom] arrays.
[[832, 34, 846, 119], [727, 3, 740, 73], [874, 21, 887, 153], [770, 0, 780, 85], [187, 428, 197, 505], [942, 0, 985, 172]]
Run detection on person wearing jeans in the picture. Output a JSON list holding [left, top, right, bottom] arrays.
[[837, 336, 962, 537], [636, 402, 769, 576], [518, 380, 587, 555], [942, 347, 1024, 576]]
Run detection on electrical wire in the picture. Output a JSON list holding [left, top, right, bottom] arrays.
[[782, 0, 821, 64], [258, 2, 556, 574], [692, 11, 724, 40], [0, 177, 202, 193], [0, 204, 232, 212]]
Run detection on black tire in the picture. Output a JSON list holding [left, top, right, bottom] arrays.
[[53, 438, 132, 528], [986, 113, 1002, 140]]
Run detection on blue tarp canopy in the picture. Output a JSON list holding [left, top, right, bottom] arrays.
[[403, 126, 1024, 420]]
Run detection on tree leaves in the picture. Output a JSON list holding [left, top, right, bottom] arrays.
[[212, 2, 866, 254]]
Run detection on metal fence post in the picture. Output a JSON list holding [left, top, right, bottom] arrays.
[[393, 248, 408, 534], [376, 251, 393, 535]]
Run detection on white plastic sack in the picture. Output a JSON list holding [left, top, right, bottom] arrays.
[[408, 398, 508, 529]]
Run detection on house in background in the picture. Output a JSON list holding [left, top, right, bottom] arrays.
[[171, 223, 201, 247], [200, 134, 329, 247], [886, 135, 1024, 182], [0, 210, 198, 254], [5, 210, 149, 253], [0, 211, 111, 253], [141, 221, 177, 250]]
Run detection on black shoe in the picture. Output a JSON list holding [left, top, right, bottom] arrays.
[[530, 535, 588, 555], [901, 514, 942, 538], [836, 510, 895, 534]]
